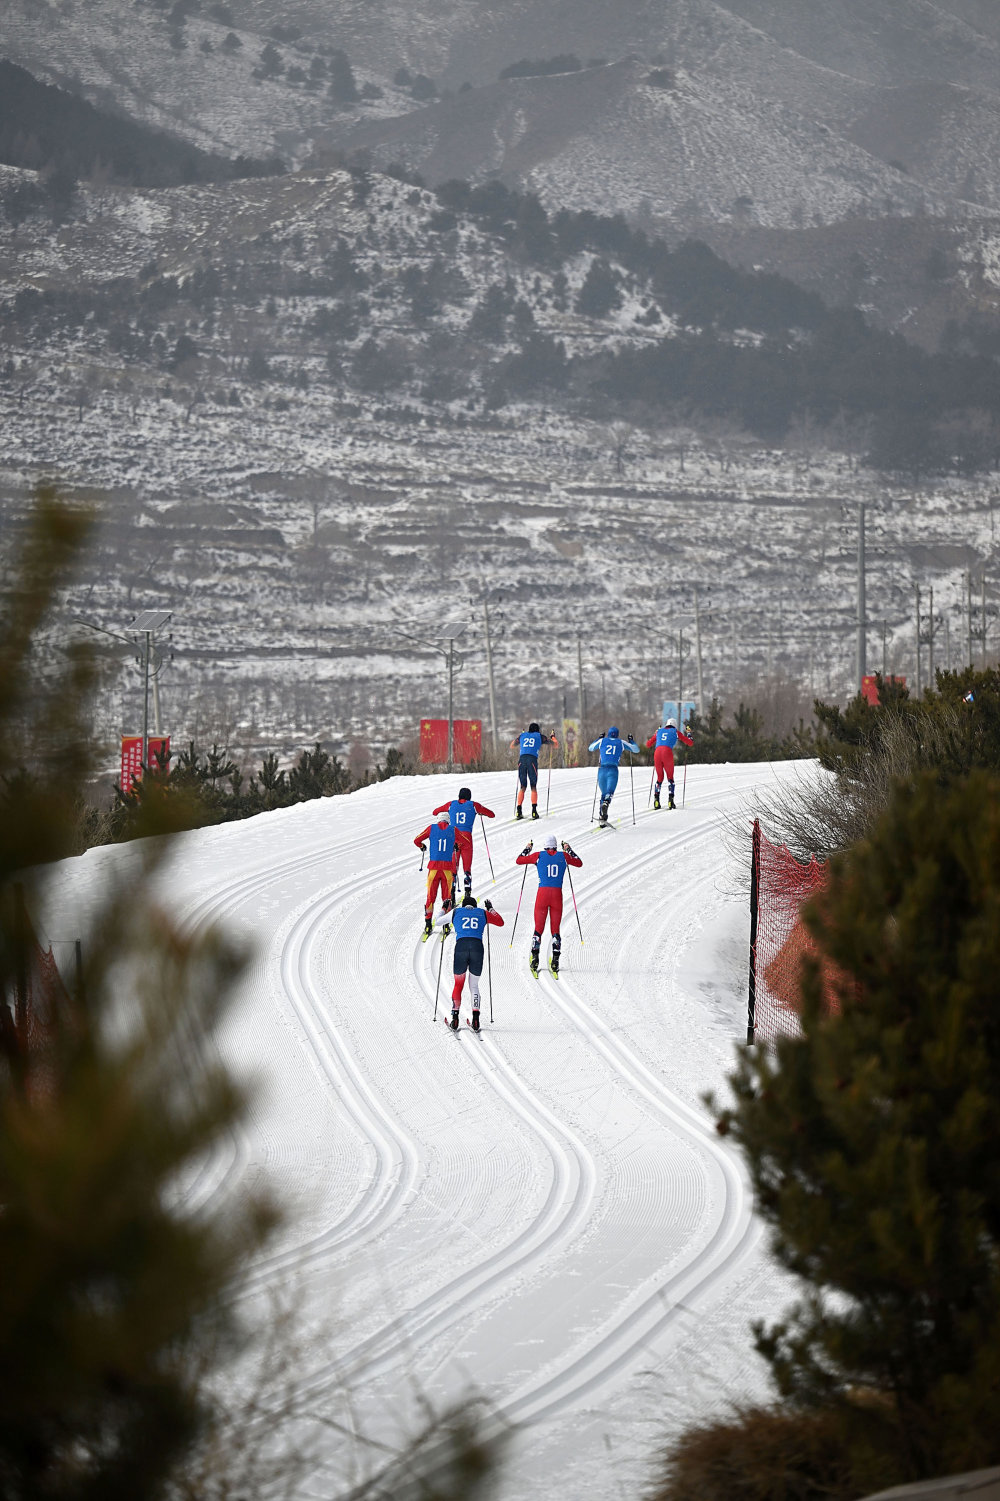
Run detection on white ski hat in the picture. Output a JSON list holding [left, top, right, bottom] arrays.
[[666, 717, 677, 728], [544, 833, 558, 849], [434, 809, 449, 820]]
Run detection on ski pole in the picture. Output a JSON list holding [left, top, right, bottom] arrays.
[[433, 924, 446, 1021], [509, 863, 528, 946], [647, 767, 655, 808], [480, 818, 496, 883], [566, 862, 584, 945], [590, 769, 601, 823], [486, 919, 494, 1023], [545, 744, 552, 816], [682, 756, 688, 808], [629, 751, 636, 825], [419, 846, 426, 872]]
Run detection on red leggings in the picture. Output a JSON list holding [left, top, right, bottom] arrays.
[[654, 745, 676, 785], [454, 830, 473, 875], [533, 887, 564, 937], [425, 867, 454, 916]]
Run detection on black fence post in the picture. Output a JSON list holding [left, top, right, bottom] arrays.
[[747, 819, 760, 1046]]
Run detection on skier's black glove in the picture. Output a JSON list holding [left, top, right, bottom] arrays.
[[521, 842, 533, 855], [627, 731, 635, 743], [419, 843, 427, 852], [561, 840, 574, 855], [484, 900, 493, 911]]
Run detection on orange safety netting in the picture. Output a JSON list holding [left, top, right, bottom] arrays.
[[4, 899, 73, 1103], [750, 821, 841, 1044]]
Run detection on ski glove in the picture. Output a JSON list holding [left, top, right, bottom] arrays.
[[561, 841, 575, 855], [419, 843, 427, 852], [484, 900, 493, 911], [442, 923, 452, 937], [521, 842, 533, 855]]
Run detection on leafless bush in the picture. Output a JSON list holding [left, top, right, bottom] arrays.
[[646, 1402, 855, 1501], [168, 1287, 504, 1501], [724, 704, 965, 888]]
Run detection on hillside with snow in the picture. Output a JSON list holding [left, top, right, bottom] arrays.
[[3, 157, 999, 761], [37, 762, 802, 1497]]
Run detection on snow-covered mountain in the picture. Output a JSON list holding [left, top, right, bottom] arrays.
[[5, 0, 1000, 228]]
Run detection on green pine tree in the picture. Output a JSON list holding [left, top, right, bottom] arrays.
[[0, 492, 277, 1500], [715, 770, 1000, 1491]]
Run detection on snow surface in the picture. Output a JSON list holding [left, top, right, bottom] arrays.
[[40, 762, 806, 1495]]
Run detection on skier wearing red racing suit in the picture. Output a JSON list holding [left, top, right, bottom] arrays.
[[644, 718, 693, 810], [432, 785, 495, 893], [414, 812, 458, 939], [515, 833, 582, 976]]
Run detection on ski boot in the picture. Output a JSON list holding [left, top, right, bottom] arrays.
[[548, 954, 560, 978], [531, 805, 540, 820], [529, 941, 541, 976], [668, 782, 676, 811], [515, 805, 524, 821], [471, 1009, 481, 1032], [450, 1007, 460, 1031], [598, 798, 610, 825], [653, 789, 661, 809], [422, 916, 433, 941], [463, 871, 473, 892]]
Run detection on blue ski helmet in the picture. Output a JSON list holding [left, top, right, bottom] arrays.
[[608, 726, 619, 738]]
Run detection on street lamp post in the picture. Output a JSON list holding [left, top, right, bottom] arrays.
[[72, 608, 172, 769], [130, 611, 173, 767], [392, 627, 466, 771]]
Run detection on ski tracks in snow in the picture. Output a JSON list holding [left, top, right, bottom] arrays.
[[158, 765, 775, 1490]]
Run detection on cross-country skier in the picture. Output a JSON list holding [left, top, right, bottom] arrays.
[[514, 832, 582, 976], [509, 721, 559, 820], [435, 894, 504, 1030], [432, 785, 495, 892], [644, 718, 694, 810], [588, 726, 639, 826], [414, 811, 457, 938]]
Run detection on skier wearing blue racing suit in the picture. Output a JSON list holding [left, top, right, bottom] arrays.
[[508, 721, 559, 821], [588, 726, 639, 825]]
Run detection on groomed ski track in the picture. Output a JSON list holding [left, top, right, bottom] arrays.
[[45, 762, 800, 1497]]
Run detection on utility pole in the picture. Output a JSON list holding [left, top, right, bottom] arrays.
[[392, 626, 464, 771], [447, 638, 456, 771], [693, 586, 706, 714], [130, 610, 172, 768], [944, 614, 951, 675], [928, 584, 934, 688], [482, 596, 498, 751], [882, 620, 887, 677], [967, 571, 974, 667], [915, 584, 922, 698], [577, 636, 586, 733], [982, 573, 988, 668], [856, 501, 866, 693], [679, 627, 684, 710]]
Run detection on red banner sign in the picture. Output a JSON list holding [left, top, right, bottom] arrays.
[[419, 719, 482, 764], [120, 736, 143, 792], [861, 675, 906, 706], [147, 735, 171, 771], [120, 734, 171, 792]]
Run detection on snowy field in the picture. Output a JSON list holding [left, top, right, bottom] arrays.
[[40, 761, 806, 1497]]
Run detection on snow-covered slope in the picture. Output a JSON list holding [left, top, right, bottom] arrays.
[[38, 762, 800, 1496], [5, 0, 1000, 223]]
